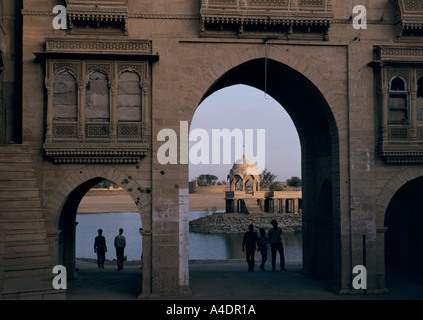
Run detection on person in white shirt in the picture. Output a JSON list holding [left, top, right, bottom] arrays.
[[268, 220, 286, 271], [114, 228, 126, 271]]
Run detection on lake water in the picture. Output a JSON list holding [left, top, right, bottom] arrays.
[[76, 211, 302, 262]]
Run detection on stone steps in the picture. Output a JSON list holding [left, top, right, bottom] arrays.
[[1, 277, 66, 300], [0, 219, 47, 232], [5, 239, 50, 254], [4, 251, 52, 268], [0, 177, 38, 188], [0, 188, 40, 199], [243, 198, 263, 215], [0, 208, 44, 219], [0, 145, 52, 281]]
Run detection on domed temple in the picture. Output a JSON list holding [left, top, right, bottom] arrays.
[[225, 155, 302, 214]]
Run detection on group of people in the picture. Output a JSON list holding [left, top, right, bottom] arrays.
[[94, 228, 126, 271], [94, 220, 285, 273], [242, 219, 286, 272]]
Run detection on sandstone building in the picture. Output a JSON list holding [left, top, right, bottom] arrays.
[[1, 0, 423, 299]]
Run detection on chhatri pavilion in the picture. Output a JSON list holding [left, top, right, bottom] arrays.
[[225, 155, 302, 215]]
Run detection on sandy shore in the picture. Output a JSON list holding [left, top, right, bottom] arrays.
[[77, 191, 226, 214]]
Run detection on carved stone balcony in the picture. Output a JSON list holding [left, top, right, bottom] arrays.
[[392, 0, 423, 37], [200, 0, 333, 40], [65, 0, 129, 34], [372, 45, 423, 164], [35, 37, 156, 164]]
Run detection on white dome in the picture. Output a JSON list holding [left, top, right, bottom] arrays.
[[228, 155, 261, 179]]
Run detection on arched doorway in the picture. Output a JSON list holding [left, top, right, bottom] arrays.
[[58, 177, 142, 279], [190, 58, 340, 285], [44, 165, 152, 297], [385, 176, 423, 274]]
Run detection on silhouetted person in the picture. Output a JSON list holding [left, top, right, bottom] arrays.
[[94, 229, 107, 269], [242, 224, 259, 272], [114, 228, 126, 271], [268, 220, 286, 271], [258, 228, 269, 271]]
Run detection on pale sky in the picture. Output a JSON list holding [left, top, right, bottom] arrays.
[[189, 84, 301, 182]]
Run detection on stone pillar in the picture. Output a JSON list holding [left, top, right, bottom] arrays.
[[139, 230, 152, 298], [294, 198, 299, 213], [109, 82, 117, 142], [45, 84, 54, 143], [380, 66, 388, 142], [281, 198, 286, 213], [77, 82, 86, 142], [410, 82, 417, 140], [0, 226, 4, 295]]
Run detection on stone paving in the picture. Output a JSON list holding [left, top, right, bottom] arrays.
[[66, 259, 423, 301]]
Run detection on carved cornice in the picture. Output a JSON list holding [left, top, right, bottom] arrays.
[[45, 38, 151, 54], [34, 38, 159, 62], [43, 141, 149, 164], [372, 45, 423, 66], [380, 142, 423, 164]]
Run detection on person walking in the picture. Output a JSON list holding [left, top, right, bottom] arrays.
[[114, 228, 126, 271], [94, 229, 107, 269], [242, 224, 259, 272], [268, 220, 286, 271], [258, 228, 269, 271]]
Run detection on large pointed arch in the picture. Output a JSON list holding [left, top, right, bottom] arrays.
[[185, 55, 342, 288]]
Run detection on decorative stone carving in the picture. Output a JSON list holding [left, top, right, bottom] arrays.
[[65, 0, 129, 34], [392, 0, 423, 38], [38, 38, 154, 164], [43, 141, 149, 164], [200, 0, 333, 40], [373, 45, 423, 164]]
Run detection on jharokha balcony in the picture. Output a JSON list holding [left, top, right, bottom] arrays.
[[200, 0, 333, 40]]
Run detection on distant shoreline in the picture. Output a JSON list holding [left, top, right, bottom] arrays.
[[77, 189, 226, 214]]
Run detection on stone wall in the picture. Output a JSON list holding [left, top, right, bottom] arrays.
[[189, 212, 302, 234]]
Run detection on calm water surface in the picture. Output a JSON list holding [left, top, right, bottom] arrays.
[[76, 211, 302, 262]]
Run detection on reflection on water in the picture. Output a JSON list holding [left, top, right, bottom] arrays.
[[76, 211, 302, 262], [189, 232, 302, 261]]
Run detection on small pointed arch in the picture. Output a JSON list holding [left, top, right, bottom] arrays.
[[53, 69, 78, 121], [389, 76, 407, 92], [86, 70, 110, 122], [117, 70, 142, 122], [388, 75, 409, 125]]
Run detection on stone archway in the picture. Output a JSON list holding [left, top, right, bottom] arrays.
[[185, 56, 342, 288], [385, 176, 423, 274], [43, 165, 152, 297], [375, 167, 423, 289]]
